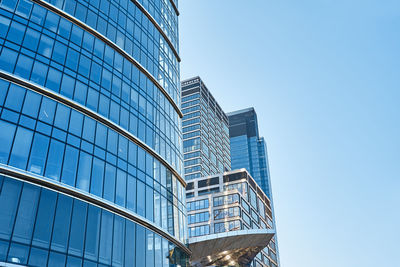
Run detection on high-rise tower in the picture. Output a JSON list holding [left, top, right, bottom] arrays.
[[0, 0, 189, 266], [228, 108, 272, 198], [181, 77, 231, 180], [228, 107, 280, 267]]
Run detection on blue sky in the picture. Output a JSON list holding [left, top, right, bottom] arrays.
[[179, 1, 400, 266]]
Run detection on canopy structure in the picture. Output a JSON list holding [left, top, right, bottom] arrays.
[[188, 229, 275, 267]]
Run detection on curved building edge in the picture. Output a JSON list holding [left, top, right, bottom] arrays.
[[0, 71, 187, 187], [0, 164, 191, 256], [32, 0, 183, 118]]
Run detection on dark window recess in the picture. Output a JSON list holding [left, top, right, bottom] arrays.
[[248, 176, 256, 190], [198, 187, 219, 196], [182, 88, 200, 96], [223, 172, 247, 183], [198, 177, 219, 188], [186, 192, 194, 198], [186, 182, 194, 190], [182, 83, 200, 91], [257, 187, 263, 197], [201, 92, 207, 101]]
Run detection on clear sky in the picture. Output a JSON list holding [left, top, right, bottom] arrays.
[[178, 1, 400, 266]]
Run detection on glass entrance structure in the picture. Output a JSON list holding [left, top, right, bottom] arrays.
[[0, 0, 189, 266]]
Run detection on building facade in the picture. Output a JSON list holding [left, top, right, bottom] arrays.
[[228, 107, 280, 266], [228, 108, 272, 199], [181, 77, 231, 181], [0, 0, 189, 266], [186, 170, 279, 267]]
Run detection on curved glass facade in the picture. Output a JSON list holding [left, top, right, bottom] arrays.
[[0, 0, 188, 266]]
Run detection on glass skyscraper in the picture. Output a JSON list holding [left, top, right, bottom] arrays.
[[228, 107, 280, 266], [0, 0, 189, 266], [181, 77, 231, 181], [228, 108, 272, 198]]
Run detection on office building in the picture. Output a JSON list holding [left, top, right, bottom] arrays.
[[186, 169, 278, 267], [0, 0, 189, 266], [181, 77, 231, 180], [228, 108, 273, 199], [228, 107, 280, 266]]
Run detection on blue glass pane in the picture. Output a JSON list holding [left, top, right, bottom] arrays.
[[45, 139, 65, 181], [125, 221, 135, 266], [68, 200, 87, 257], [0, 239, 9, 261], [51, 194, 73, 253], [146, 185, 154, 221], [9, 126, 33, 169], [76, 151, 92, 191], [103, 163, 116, 202], [67, 255, 82, 267], [22, 90, 41, 118], [0, 178, 22, 240], [28, 247, 48, 267], [137, 180, 145, 217], [38, 97, 56, 124], [112, 216, 125, 267], [99, 210, 113, 265], [0, 120, 16, 164], [14, 54, 33, 79], [48, 251, 66, 267], [146, 230, 155, 267], [12, 183, 39, 244], [32, 189, 57, 248], [84, 205, 101, 261], [90, 157, 104, 197], [136, 225, 145, 266], [54, 103, 70, 131], [115, 169, 126, 207], [4, 84, 25, 112], [61, 145, 79, 186], [7, 242, 29, 264], [126, 176, 136, 213], [28, 133, 49, 175]]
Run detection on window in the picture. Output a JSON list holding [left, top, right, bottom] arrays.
[[214, 220, 241, 233], [213, 194, 239, 207], [214, 207, 240, 220], [188, 225, 209, 237], [188, 211, 209, 224]]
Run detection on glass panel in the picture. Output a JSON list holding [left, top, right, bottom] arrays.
[[32, 189, 57, 248], [112, 216, 124, 267], [9, 126, 33, 169], [28, 133, 50, 175], [103, 163, 116, 202], [61, 145, 79, 186], [146, 185, 154, 222], [137, 180, 145, 217], [0, 120, 16, 164], [99, 210, 113, 264], [68, 200, 87, 257], [76, 151, 92, 191], [91, 157, 104, 197], [115, 169, 126, 207], [28, 247, 48, 267], [12, 183, 39, 244], [8, 242, 29, 265], [136, 225, 145, 266], [45, 139, 65, 181], [126, 175, 136, 212], [84, 205, 101, 261], [47, 251, 66, 267], [0, 178, 22, 240], [51, 194, 73, 253], [124, 221, 135, 266]]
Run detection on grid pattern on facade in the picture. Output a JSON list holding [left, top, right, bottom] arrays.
[[181, 77, 231, 181]]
